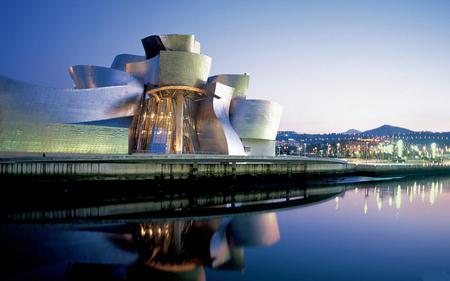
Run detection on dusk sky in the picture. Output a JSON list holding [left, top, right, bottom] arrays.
[[0, 0, 449, 133]]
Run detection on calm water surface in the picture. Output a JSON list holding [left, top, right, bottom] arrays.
[[1, 176, 450, 281]]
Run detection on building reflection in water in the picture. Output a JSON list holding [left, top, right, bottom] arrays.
[[125, 213, 280, 280], [2, 183, 344, 280], [334, 179, 449, 215], [6, 179, 450, 280], [1, 212, 281, 281]]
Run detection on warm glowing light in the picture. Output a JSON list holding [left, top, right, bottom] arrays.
[[429, 183, 435, 206], [395, 185, 402, 210]]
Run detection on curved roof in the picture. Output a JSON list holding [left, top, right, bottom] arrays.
[[208, 74, 250, 98], [159, 34, 199, 53], [141, 35, 166, 59], [124, 59, 154, 84], [68, 65, 142, 89], [0, 74, 143, 124], [110, 54, 146, 71], [123, 51, 211, 87], [141, 34, 201, 60]]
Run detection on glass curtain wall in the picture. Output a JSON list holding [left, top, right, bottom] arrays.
[[130, 88, 202, 154]]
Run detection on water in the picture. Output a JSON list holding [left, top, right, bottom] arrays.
[[1, 176, 450, 281]]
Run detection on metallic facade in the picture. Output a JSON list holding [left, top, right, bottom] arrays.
[[208, 74, 250, 98], [111, 54, 146, 71], [0, 121, 128, 154], [159, 34, 201, 53], [0, 33, 282, 156], [0, 74, 142, 124], [230, 99, 282, 140], [68, 65, 142, 89], [125, 51, 212, 87], [196, 83, 246, 155], [230, 99, 283, 156], [156, 51, 211, 87]]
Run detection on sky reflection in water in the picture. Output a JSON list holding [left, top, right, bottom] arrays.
[[2, 176, 450, 281], [214, 177, 450, 281]]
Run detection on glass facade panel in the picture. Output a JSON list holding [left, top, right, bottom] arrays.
[[130, 87, 203, 154]]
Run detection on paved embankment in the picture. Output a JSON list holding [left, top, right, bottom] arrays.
[[0, 154, 350, 180], [0, 154, 449, 181], [352, 162, 450, 176]]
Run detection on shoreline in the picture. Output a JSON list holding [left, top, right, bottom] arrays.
[[1, 154, 449, 182]]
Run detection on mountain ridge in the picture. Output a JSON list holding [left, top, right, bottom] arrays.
[[343, 129, 362, 135], [360, 124, 414, 136], [279, 124, 450, 137]]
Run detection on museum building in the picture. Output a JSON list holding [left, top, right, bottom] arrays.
[[0, 34, 282, 156]]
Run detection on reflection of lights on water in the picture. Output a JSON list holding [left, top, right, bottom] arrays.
[[396, 185, 402, 209], [376, 190, 382, 211], [421, 185, 425, 203], [335, 196, 339, 210], [355, 188, 359, 193], [413, 182, 417, 199], [377, 200, 382, 211], [430, 182, 435, 206], [409, 187, 413, 203], [356, 180, 448, 213]]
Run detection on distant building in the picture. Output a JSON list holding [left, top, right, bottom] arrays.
[[0, 34, 282, 156]]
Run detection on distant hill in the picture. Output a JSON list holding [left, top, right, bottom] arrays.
[[277, 125, 450, 142], [343, 129, 361, 135], [361, 125, 414, 136]]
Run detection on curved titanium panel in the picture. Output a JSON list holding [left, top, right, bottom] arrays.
[[68, 65, 142, 89], [125, 59, 155, 84], [208, 74, 250, 98], [156, 51, 211, 88], [241, 139, 277, 156], [196, 82, 245, 155], [141, 35, 201, 59], [230, 99, 282, 140], [193, 40, 201, 54], [0, 74, 143, 124], [159, 34, 200, 53], [141, 35, 166, 59], [110, 54, 146, 71]]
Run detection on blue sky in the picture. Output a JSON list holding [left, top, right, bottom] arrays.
[[1, 0, 449, 133]]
